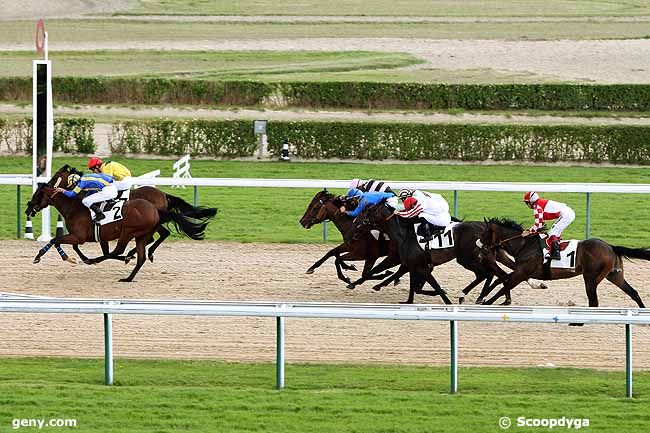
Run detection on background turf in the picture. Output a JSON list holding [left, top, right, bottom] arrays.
[[2, 156, 650, 245], [0, 357, 647, 433]]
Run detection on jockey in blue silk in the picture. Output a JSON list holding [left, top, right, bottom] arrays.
[[55, 172, 117, 222], [340, 188, 395, 218]]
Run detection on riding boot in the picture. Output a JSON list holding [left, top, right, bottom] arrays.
[[89, 203, 105, 222], [550, 239, 561, 260], [417, 218, 433, 242]]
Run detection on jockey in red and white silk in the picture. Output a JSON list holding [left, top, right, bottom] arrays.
[[396, 189, 451, 241], [522, 191, 575, 260]]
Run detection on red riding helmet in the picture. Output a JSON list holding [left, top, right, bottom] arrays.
[[87, 157, 103, 169], [403, 197, 418, 211], [523, 191, 539, 204]]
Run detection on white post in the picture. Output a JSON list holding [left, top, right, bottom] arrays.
[[276, 316, 285, 390], [104, 313, 113, 386], [33, 57, 53, 242]]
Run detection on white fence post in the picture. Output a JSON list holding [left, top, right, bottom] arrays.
[[172, 155, 192, 189], [104, 313, 113, 386], [276, 316, 285, 390]]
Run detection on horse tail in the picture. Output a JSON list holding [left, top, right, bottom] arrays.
[[166, 193, 218, 219], [158, 209, 213, 241], [612, 245, 650, 261]]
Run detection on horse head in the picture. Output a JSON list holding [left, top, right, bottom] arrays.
[[478, 217, 524, 251], [300, 189, 335, 228], [25, 183, 53, 217], [350, 199, 392, 240]]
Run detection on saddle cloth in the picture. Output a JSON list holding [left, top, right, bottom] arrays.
[[414, 222, 458, 250], [539, 235, 579, 269], [90, 189, 130, 226]]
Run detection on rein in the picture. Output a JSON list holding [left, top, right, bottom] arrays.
[[496, 233, 523, 248]]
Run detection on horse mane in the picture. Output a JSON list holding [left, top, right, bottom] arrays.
[[486, 217, 524, 232]]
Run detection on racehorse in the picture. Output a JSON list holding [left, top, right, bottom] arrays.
[[299, 190, 398, 287], [25, 167, 213, 282], [52, 165, 216, 264], [349, 199, 512, 304], [477, 217, 647, 307]]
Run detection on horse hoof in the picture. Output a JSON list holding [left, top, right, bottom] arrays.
[[119, 278, 133, 283], [347, 265, 357, 271], [346, 283, 355, 290], [569, 322, 584, 327], [148, 254, 154, 263], [305, 269, 315, 275], [83, 260, 91, 265], [66, 257, 77, 264], [540, 283, 549, 290], [458, 296, 465, 305], [475, 298, 484, 305], [372, 286, 382, 292], [393, 278, 400, 286], [500, 300, 512, 306], [33, 257, 41, 264]]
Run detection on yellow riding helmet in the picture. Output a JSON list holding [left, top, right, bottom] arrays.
[[68, 173, 80, 187]]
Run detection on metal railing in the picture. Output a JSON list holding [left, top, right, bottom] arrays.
[[0, 297, 644, 397], [3, 176, 650, 240]]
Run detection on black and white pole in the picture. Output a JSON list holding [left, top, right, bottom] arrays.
[[280, 138, 290, 161], [55, 214, 64, 238], [24, 216, 35, 240]]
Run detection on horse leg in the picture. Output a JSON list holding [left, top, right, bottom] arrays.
[[145, 225, 170, 263], [373, 265, 408, 292], [483, 273, 526, 305], [458, 273, 487, 304], [605, 270, 645, 308], [421, 273, 453, 305], [347, 255, 398, 289], [72, 245, 90, 264], [120, 236, 149, 283], [34, 235, 81, 264], [306, 244, 347, 274]]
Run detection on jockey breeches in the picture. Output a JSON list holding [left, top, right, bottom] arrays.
[[421, 211, 452, 227], [549, 207, 575, 238], [112, 176, 132, 191], [82, 185, 118, 207]]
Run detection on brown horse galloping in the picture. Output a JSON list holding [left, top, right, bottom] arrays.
[[478, 218, 647, 308], [26, 170, 212, 282], [52, 165, 217, 264], [299, 190, 399, 287]]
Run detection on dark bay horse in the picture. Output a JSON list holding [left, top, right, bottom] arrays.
[[349, 200, 511, 304], [477, 218, 647, 307], [26, 170, 212, 282], [52, 165, 216, 264], [299, 190, 399, 287]]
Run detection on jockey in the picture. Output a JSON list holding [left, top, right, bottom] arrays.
[[87, 157, 132, 194], [55, 172, 117, 222], [396, 189, 451, 240], [340, 188, 394, 218], [349, 178, 395, 195], [522, 191, 576, 260]]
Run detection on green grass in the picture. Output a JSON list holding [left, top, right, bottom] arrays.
[[122, 0, 650, 17], [0, 50, 422, 81], [3, 19, 650, 47], [0, 357, 649, 432], [3, 156, 650, 245]]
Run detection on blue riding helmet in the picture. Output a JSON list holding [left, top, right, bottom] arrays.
[[346, 188, 363, 198]]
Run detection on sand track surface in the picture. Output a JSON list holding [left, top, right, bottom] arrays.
[[1, 240, 649, 369]]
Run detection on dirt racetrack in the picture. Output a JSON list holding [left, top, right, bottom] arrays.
[[1, 240, 649, 370]]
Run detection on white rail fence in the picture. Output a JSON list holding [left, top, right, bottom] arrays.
[[0, 297, 644, 397], [3, 176, 650, 240]]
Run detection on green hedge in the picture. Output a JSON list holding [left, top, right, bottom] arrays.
[[266, 122, 650, 163], [106, 118, 650, 164], [1, 77, 650, 111], [0, 117, 95, 154], [109, 119, 257, 157]]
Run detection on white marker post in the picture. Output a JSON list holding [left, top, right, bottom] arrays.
[[33, 18, 53, 242]]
